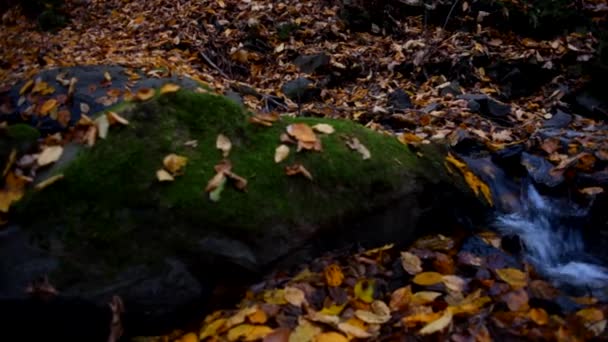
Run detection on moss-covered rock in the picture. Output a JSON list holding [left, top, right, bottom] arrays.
[[5, 89, 479, 320]]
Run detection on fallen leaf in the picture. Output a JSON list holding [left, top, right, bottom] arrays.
[[262, 328, 291, 342], [2, 149, 16, 177], [419, 309, 453, 335], [287, 123, 317, 143], [344, 136, 371, 160], [39, 99, 58, 115], [163, 154, 188, 175], [576, 308, 604, 323], [37, 145, 63, 166], [227, 324, 273, 342], [216, 134, 232, 157], [19, 80, 33, 95], [135, 88, 155, 101], [284, 287, 306, 307], [179, 332, 197, 342], [209, 176, 227, 202], [225, 307, 259, 329], [580, 187, 603, 196], [442, 275, 466, 292], [501, 288, 529, 311], [0, 172, 29, 213], [206, 172, 226, 193], [96, 114, 110, 139], [528, 308, 549, 325], [354, 279, 375, 303], [336, 322, 372, 338], [389, 286, 412, 311], [107, 111, 129, 126], [103, 71, 112, 82], [495, 268, 527, 289], [160, 83, 181, 94], [400, 251, 422, 275], [411, 291, 442, 305], [275, 145, 290, 163], [80, 102, 90, 114], [314, 332, 348, 342], [290, 319, 322, 342], [285, 164, 313, 180], [324, 264, 344, 287], [35, 174, 64, 190], [312, 123, 335, 134], [247, 309, 268, 324], [354, 309, 390, 324], [413, 272, 444, 286], [156, 169, 175, 182]]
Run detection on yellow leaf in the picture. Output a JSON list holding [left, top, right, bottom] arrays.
[[179, 332, 198, 342], [39, 99, 58, 116], [355, 301, 391, 324], [37, 145, 63, 166], [227, 324, 273, 341], [135, 88, 155, 101], [411, 291, 442, 305], [419, 309, 453, 335], [0, 172, 29, 213], [312, 123, 335, 134], [445, 153, 493, 206], [576, 308, 604, 323], [284, 287, 306, 307], [354, 279, 375, 303], [528, 308, 549, 325], [275, 144, 290, 163], [216, 134, 232, 158], [450, 296, 491, 315], [163, 154, 188, 175], [315, 332, 348, 342], [2, 149, 16, 177], [225, 307, 258, 329], [19, 80, 33, 95], [156, 169, 174, 182], [35, 174, 64, 191], [319, 304, 346, 316], [336, 322, 372, 339], [324, 264, 344, 287], [200, 318, 226, 339], [106, 111, 129, 126], [263, 289, 287, 305], [495, 268, 527, 289], [160, 83, 181, 94], [247, 309, 267, 324], [290, 319, 322, 342], [400, 251, 422, 275], [308, 311, 341, 325], [412, 272, 444, 286]]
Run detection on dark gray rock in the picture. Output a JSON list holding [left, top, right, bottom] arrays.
[[521, 152, 564, 187], [439, 82, 463, 97], [543, 109, 572, 129], [293, 53, 330, 74], [388, 89, 412, 111], [281, 77, 320, 103], [458, 94, 511, 120]]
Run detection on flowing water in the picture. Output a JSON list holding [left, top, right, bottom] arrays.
[[495, 184, 608, 296]]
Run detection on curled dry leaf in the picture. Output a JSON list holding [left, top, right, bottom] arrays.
[[160, 83, 181, 94], [400, 251, 422, 275], [107, 111, 129, 126], [285, 164, 313, 180], [312, 123, 335, 134], [275, 144, 290, 163], [37, 145, 63, 166], [34, 174, 64, 191], [163, 154, 188, 175], [135, 88, 155, 101], [156, 169, 174, 182], [344, 136, 371, 160], [419, 309, 453, 335], [216, 134, 232, 157]]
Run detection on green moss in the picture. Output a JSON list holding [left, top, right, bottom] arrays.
[[5, 123, 40, 142], [18, 90, 424, 275]]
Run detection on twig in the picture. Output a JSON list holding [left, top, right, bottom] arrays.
[[198, 49, 230, 79], [443, 0, 460, 30]]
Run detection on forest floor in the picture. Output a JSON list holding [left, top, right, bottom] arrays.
[[1, 0, 608, 341]]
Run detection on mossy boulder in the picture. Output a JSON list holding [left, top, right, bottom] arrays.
[[3, 90, 480, 323]]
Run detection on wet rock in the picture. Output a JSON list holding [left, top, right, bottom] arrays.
[[388, 89, 412, 111], [224, 90, 244, 107], [281, 77, 320, 103], [439, 82, 463, 97], [293, 53, 330, 74], [574, 91, 608, 120], [460, 236, 520, 269], [458, 94, 512, 121], [521, 152, 564, 187], [543, 109, 572, 129]]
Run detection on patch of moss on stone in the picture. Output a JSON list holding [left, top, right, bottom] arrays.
[[1, 123, 40, 163], [18, 90, 435, 280]]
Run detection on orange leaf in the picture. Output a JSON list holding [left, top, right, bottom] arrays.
[[285, 164, 313, 180], [495, 268, 527, 289], [287, 123, 317, 143], [39, 99, 58, 116], [528, 308, 549, 325], [135, 88, 155, 101], [160, 83, 181, 94], [412, 272, 444, 286], [324, 264, 344, 287]]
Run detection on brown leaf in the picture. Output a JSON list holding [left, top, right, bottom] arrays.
[[287, 123, 317, 143], [324, 264, 344, 287], [263, 328, 291, 342], [495, 268, 527, 289], [0, 172, 29, 213], [205, 172, 226, 193], [419, 309, 453, 335], [284, 287, 306, 307], [285, 164, 313, 180], [225, 171, 248, 191], [227, 324, 273, 342], [39, 99, 58, 116], [160, 83, 181, 94], [336, 322, 372, 338], [580, 187, 603, 196], [314, 332, 348, 342], [528, 308, 549, 325], [389, 286, 412, 311], [411, 291, 442, 306], [501, 288, 529, 311]]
